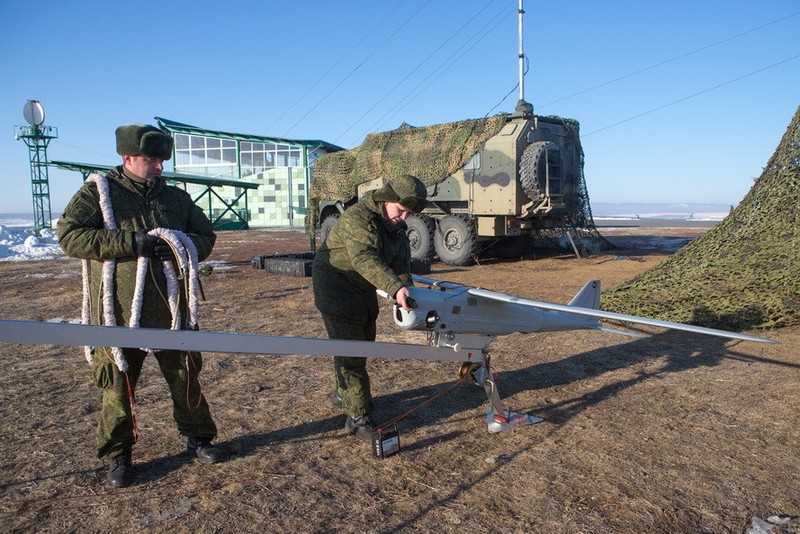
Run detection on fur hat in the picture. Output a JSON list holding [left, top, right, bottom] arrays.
[[373, 174, 428, 213], [115, 124, 173, 160]]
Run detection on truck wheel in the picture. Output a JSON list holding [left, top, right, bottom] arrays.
[[434, 214, 478, 266], [405, 213, 435, 260], [319, 214, 340, 244], [493, 236, 525, 259], [519, 140, 559, 202]]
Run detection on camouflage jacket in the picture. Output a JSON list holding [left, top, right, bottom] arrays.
[[57, 166, 216, 329], [312, 190, 412, 320]]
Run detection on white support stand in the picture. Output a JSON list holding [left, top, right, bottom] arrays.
[[474, 350, 544, 433]]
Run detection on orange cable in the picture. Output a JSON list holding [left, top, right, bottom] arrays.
[[374, 378, 465, 433], [124, 371, 138, 444]]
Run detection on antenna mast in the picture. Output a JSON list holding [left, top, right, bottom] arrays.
[[518, 0, 525, 102], [514, 0, 533, 117]]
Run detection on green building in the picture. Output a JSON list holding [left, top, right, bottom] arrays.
[[156, 117, 342, 229]]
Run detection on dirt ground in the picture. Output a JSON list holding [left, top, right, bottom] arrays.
[[0, 226, 797, 533]]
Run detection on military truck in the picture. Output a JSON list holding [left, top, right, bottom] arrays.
[[310, 103, 598, 265]]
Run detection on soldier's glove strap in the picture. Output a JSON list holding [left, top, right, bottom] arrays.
[[132, 231, 158, 257]]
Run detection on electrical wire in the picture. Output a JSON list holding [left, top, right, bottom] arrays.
[[583, 53, 800, 137], [538, 10, 800, 111], [51, 139, 116, 161], [351, 7, 799, 144], [262, 0, 411, 136], [363, 6, 512, 136], [281, 0, 434, 138], [484, 55, 528, 118], [353, 3, 514, 142], [332, 0, 501, 145]]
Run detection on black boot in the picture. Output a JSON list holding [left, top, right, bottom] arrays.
[[187, 437, 221, 464], [345, 415, 375, 442], [106, 450, 133, 488]]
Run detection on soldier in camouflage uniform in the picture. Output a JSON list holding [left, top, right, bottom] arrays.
[[58, 124, 220, 488], [312, 174, 428, 440]]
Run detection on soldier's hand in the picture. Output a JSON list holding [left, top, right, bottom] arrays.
[[132, 231, 158, 257], [395, 287, 417, 311], [153, 239, 175, 261]]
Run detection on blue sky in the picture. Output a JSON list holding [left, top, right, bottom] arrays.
[[1, 0, 797, 214]]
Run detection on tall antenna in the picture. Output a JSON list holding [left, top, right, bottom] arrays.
[[514, 0, 533, 118], [14, 100, 58, 230], [518, 0, 525, 102]]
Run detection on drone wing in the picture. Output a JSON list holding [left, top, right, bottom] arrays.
[[467, 282, 778, 345]]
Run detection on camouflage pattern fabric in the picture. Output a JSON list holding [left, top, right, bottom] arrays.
[[312, 190, 413, 417], [312, 190, 412, 321], [307, 114, 609, 253], [320, 314, 377, 417], [603, 106, 800, 330], [58, 166, 218, 458], [92, 348, 216, 460], [308, 115, 509, 232], [58, 166, 216, 329]]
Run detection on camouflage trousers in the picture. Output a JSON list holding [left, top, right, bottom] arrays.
[[320, 313, 377, 417], [91, 347, 217, 460]]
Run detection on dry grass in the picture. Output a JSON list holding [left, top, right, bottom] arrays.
[[0, 228, 796, 533]]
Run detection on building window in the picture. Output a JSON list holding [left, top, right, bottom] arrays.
[[240, 141, 303, 177], [175, 133, 236, 169]]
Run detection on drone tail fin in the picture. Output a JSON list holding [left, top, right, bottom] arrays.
[[568, 280, 601, 309]]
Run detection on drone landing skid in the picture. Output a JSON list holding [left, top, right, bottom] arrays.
[[473, 354, 544, 433], [487, 408, 544, 433]]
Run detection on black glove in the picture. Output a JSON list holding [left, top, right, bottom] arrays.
[[154, 240, 175, 260], [132, 231, 158, 257]]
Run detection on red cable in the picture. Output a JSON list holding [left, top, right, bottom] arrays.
[[374, 378, 465, 433], [124, 372, 138, 443]]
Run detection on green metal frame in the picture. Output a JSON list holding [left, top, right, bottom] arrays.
[[16, 125, 58, 230], [51, 160, 259, 230]]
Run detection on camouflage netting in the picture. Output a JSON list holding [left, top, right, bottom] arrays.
[[309, 113, 609, 252], [308, 115, 509, 232], [602, 106, 800, 331], [529, 117, 611, 253]]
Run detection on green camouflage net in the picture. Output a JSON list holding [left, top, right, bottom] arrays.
[[530, 117, 611, 253], [602, 106, 800, 330], [308, 113, 608, 252], [308, 115, 509, 232]]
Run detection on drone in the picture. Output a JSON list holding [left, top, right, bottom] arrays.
[[0, 275, 777, 433]]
